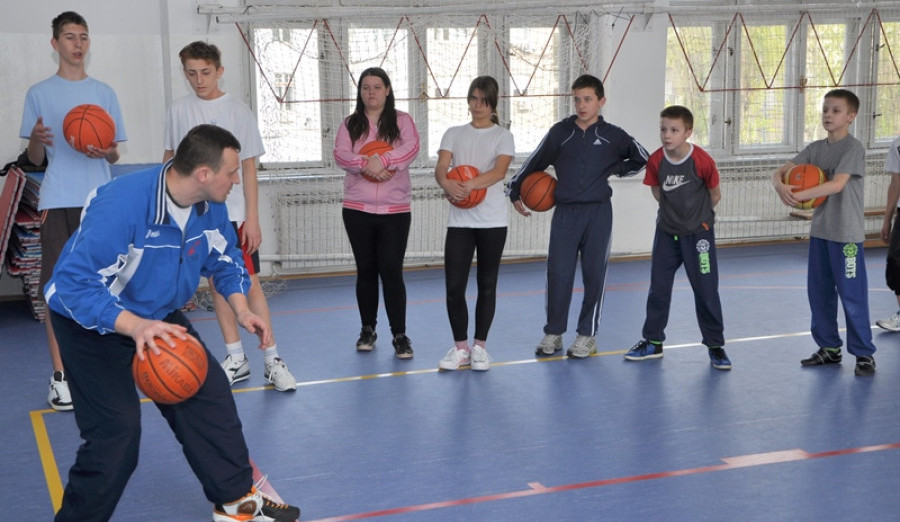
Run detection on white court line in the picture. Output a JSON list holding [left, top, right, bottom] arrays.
[[281, 325, 882, 389]]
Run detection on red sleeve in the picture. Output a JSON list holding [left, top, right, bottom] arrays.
[[643, 148, 664, 186], [693, 146, 720, 189]]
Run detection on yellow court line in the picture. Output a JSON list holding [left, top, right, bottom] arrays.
[[31, 409, 64, 512]]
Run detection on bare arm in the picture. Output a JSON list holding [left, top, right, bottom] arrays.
[[882, 173, 900, 242], [709, 185, 721, 207]]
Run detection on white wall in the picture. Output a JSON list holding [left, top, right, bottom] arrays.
[[0, 0, 666, 298]]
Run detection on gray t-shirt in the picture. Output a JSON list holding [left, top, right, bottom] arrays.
[[792, 134, 866, 243]]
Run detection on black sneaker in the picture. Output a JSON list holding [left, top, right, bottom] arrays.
[[392, 333, 414, 360], [800, 347, 841, 367], [854, 355, 876, 376], [356, 325, 377, 352], [213, 486, 300, 522]]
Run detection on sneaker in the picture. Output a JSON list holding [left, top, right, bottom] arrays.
[[624, 339, 663, 361], [708, 347, 732, 371], [264, 358, 297, 392], [212, 486, 300, 522], [876, 312, 900, 332], [800, 347, 842, 367], [356, 325, 377, 352], [47, 371, 73, 411], [534, 334, 563, 357], [392, 334, 414, 359], [566, 334, 598, 358], [470, 346, 493, 371], [855, 355, 876, 376], [221, 355, 251, 385], [439, 347, 470, 370]]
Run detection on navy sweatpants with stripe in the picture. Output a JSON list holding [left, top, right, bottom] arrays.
[[544, 202, 612, 337], [807, 237, 876, 357], [642, 226, 724, 347], [52, 310, 253, 522]]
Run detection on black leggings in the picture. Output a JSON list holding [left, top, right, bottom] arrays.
[[444, 227, 507, 342], [342, 208, 411, 335]]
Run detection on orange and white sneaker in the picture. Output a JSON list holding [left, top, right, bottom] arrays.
[[212, 486, 300, 521]]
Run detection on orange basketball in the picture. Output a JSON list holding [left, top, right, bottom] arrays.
[[132, 336, 208, 404], [63, 104, 116, 154], [446, 165, 485, 209], [519, 171, 557, 212], [359, 140, 393, 183], [783, 163, 826, 210]]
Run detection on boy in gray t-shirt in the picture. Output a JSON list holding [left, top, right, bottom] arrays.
[[771, 88, 876, 376]]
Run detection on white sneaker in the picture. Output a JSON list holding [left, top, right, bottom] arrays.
[[47, 372, 73, 411], [876, 312, 900, 332], [264, 358, 297, 392], [470, 346, 492, 371], [439, 347, 470, 370], [221, 355, 250, 385]]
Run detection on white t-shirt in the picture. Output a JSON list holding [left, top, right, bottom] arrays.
[[439, 123, 515, 228], [164, 93, 264, 222], [887, 136, 900, 209]]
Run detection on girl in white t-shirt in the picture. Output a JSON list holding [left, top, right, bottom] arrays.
[[435, 76, 515, 371]]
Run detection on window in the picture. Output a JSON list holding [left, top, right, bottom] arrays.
[[253, 27, 321, 165], [426, 26, 479, 159], [508, 26, 560, 154], [874, 21, 900, 143], [665, 10, 898, 156]]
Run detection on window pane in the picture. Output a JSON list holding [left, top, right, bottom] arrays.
[[509, 27, 559, 154], [874, 22, 900, 142], [426, 27, 479, 159], [803, 23, 845, 144], [665, 25, 712, 147], [739, 25, 787, 148], [254, 27, 321, 164], [348, 26, 410, 115]]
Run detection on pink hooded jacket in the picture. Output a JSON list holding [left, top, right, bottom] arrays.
[[334, 110, 420, 214]]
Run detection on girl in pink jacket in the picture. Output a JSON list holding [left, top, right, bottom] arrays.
[[334, 67, 420, 359]]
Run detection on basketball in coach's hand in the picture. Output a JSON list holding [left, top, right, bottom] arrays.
[[132, 336, 208, 404], [446, 165, 485, 209], [359, 140, 393, 183], [783, 163, 826, 210], [63, 104, 116, 154], [519, 171, 557, 212]]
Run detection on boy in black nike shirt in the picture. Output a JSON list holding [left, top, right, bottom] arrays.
[[624, 105, 731, 370]]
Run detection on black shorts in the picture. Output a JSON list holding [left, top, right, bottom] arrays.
[[231, 222, 260, 276], [40, 208, 83, 299]]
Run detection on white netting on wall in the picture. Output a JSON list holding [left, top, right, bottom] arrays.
[[202, 2, 900, 274]]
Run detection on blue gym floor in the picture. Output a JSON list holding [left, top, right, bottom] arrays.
[[3, 241, 900, 521]]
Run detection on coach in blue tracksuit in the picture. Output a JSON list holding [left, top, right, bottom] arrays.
[[508, 74, 648, 359], [45, 125, 300, 522]]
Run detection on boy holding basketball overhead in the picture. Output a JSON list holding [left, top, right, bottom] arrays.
[[45, 125, 301, 521], [163, 41, 297, 392], [19, 11, 127, 411], [624, 105, 730, 370], [771, 88, 877, 376], [507, 74, 648, 358]]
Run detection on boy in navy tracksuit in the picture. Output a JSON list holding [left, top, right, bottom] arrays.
[[508, 74, 648, 358], [771, 89, 876, 377], [624, 105, 731, 370], [45, 125, 300, 521]]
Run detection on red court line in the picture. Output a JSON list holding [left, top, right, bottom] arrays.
[[302, 442, 900, 521]]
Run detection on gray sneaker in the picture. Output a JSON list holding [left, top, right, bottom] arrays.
[[566, 334, 598, 358], [535, 334, 563, 357]]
